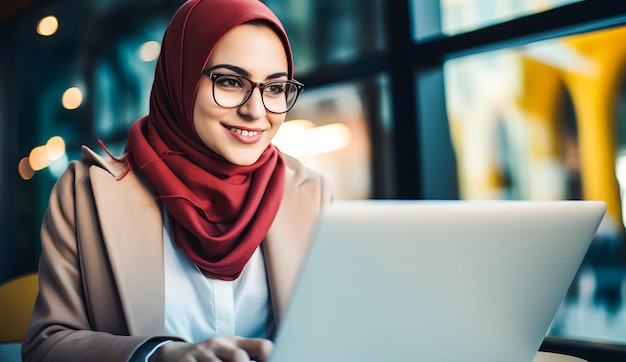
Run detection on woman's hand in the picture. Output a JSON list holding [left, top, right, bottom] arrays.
[[149, 336, 274, 362]]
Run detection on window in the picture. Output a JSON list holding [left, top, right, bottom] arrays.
[[264, 0, 386, 73], [443, 25, 626, 345], [278, 78, 390, 200], [438, 0, 583, 36]]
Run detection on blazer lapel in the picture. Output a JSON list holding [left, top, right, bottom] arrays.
[[264, 165, 326, 323], [89, 165, 165, 335]]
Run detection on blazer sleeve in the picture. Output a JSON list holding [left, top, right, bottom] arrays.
[[21, 160, 156, 362]]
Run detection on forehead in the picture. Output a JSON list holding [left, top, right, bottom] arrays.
[[206, 24, 288, 76]]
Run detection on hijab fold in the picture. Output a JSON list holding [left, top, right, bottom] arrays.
[[125, 0, 293, 281]]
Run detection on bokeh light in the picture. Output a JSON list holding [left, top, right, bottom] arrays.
[[46, 136, 66, 160], [273, 119, 352, 157], [18, 157, 35, 180], [62, 87, 83, 110], [139, 41, 161, 62], [28, 145, 50, 171], [37, 15, 58, 36]]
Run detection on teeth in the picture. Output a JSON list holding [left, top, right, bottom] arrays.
[[230, 127, 258, 136]]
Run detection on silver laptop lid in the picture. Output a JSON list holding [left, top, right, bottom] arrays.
[[269, 200, 606, 362]]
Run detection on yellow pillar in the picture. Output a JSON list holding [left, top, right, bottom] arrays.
[[561, 27, 626, 223]]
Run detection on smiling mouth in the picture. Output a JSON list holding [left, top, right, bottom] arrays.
[[227, 126, 260, 137]]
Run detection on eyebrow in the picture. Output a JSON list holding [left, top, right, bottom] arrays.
[[205, 64, 289, 80]]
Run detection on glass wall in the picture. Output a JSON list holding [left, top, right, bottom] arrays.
[[264, 0, 388, 200], [278, 81, 377, 200], [443, 22, 626, 346], [264, 0, 386, 74], [438, 0, 583, 36]]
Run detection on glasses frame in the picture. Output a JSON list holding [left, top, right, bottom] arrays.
[[203, 71, 305, 114]]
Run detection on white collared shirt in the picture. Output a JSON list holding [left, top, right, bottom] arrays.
[[162, 211, 274, 342]]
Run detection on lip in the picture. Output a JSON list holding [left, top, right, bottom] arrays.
[[223, 123, 265, 144]]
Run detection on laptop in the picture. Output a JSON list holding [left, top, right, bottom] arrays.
[[268, 200, 606, 362]]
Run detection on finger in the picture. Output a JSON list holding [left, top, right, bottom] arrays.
[[211, 344, 249, 362], [174, 342, 220, 362], [204, 338, 249, 362], [194, 349, 221, 362], [232, 338, 274, 361]]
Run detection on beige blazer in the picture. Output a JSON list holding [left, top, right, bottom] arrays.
[[22, 146, 332, 362]]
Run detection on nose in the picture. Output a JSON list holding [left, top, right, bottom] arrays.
[[238, 87, 266, 121]]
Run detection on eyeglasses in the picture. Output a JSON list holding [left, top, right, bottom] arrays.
[[203, 71, 304, 114]]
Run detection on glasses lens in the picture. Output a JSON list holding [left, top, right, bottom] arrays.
[[211, 74, 301, 113], [262, 82, 300, 113], [212, 74, 251, 108]]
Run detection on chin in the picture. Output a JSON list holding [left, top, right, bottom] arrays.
[[226, 153, 263, 166]]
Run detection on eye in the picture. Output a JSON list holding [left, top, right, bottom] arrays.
[[265, 82, 287, 95], [215, 75, 244, 89]]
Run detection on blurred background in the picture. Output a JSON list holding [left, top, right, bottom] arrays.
[[2, 0, 626, 357]]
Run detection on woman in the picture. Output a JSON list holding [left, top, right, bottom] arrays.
[[22, 0, 332, 361]]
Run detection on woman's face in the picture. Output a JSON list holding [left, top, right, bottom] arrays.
[[193, 24, 289, 166]]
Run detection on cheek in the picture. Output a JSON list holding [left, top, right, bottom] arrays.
[[193, 79, 219, 125], [192, 98, 225, 149], [268, 114, 286, 134], [193, 91, 214, 121], [193, 93, 224, 132]]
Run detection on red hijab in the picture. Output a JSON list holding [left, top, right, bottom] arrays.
[[125, 0, 292, 281]]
